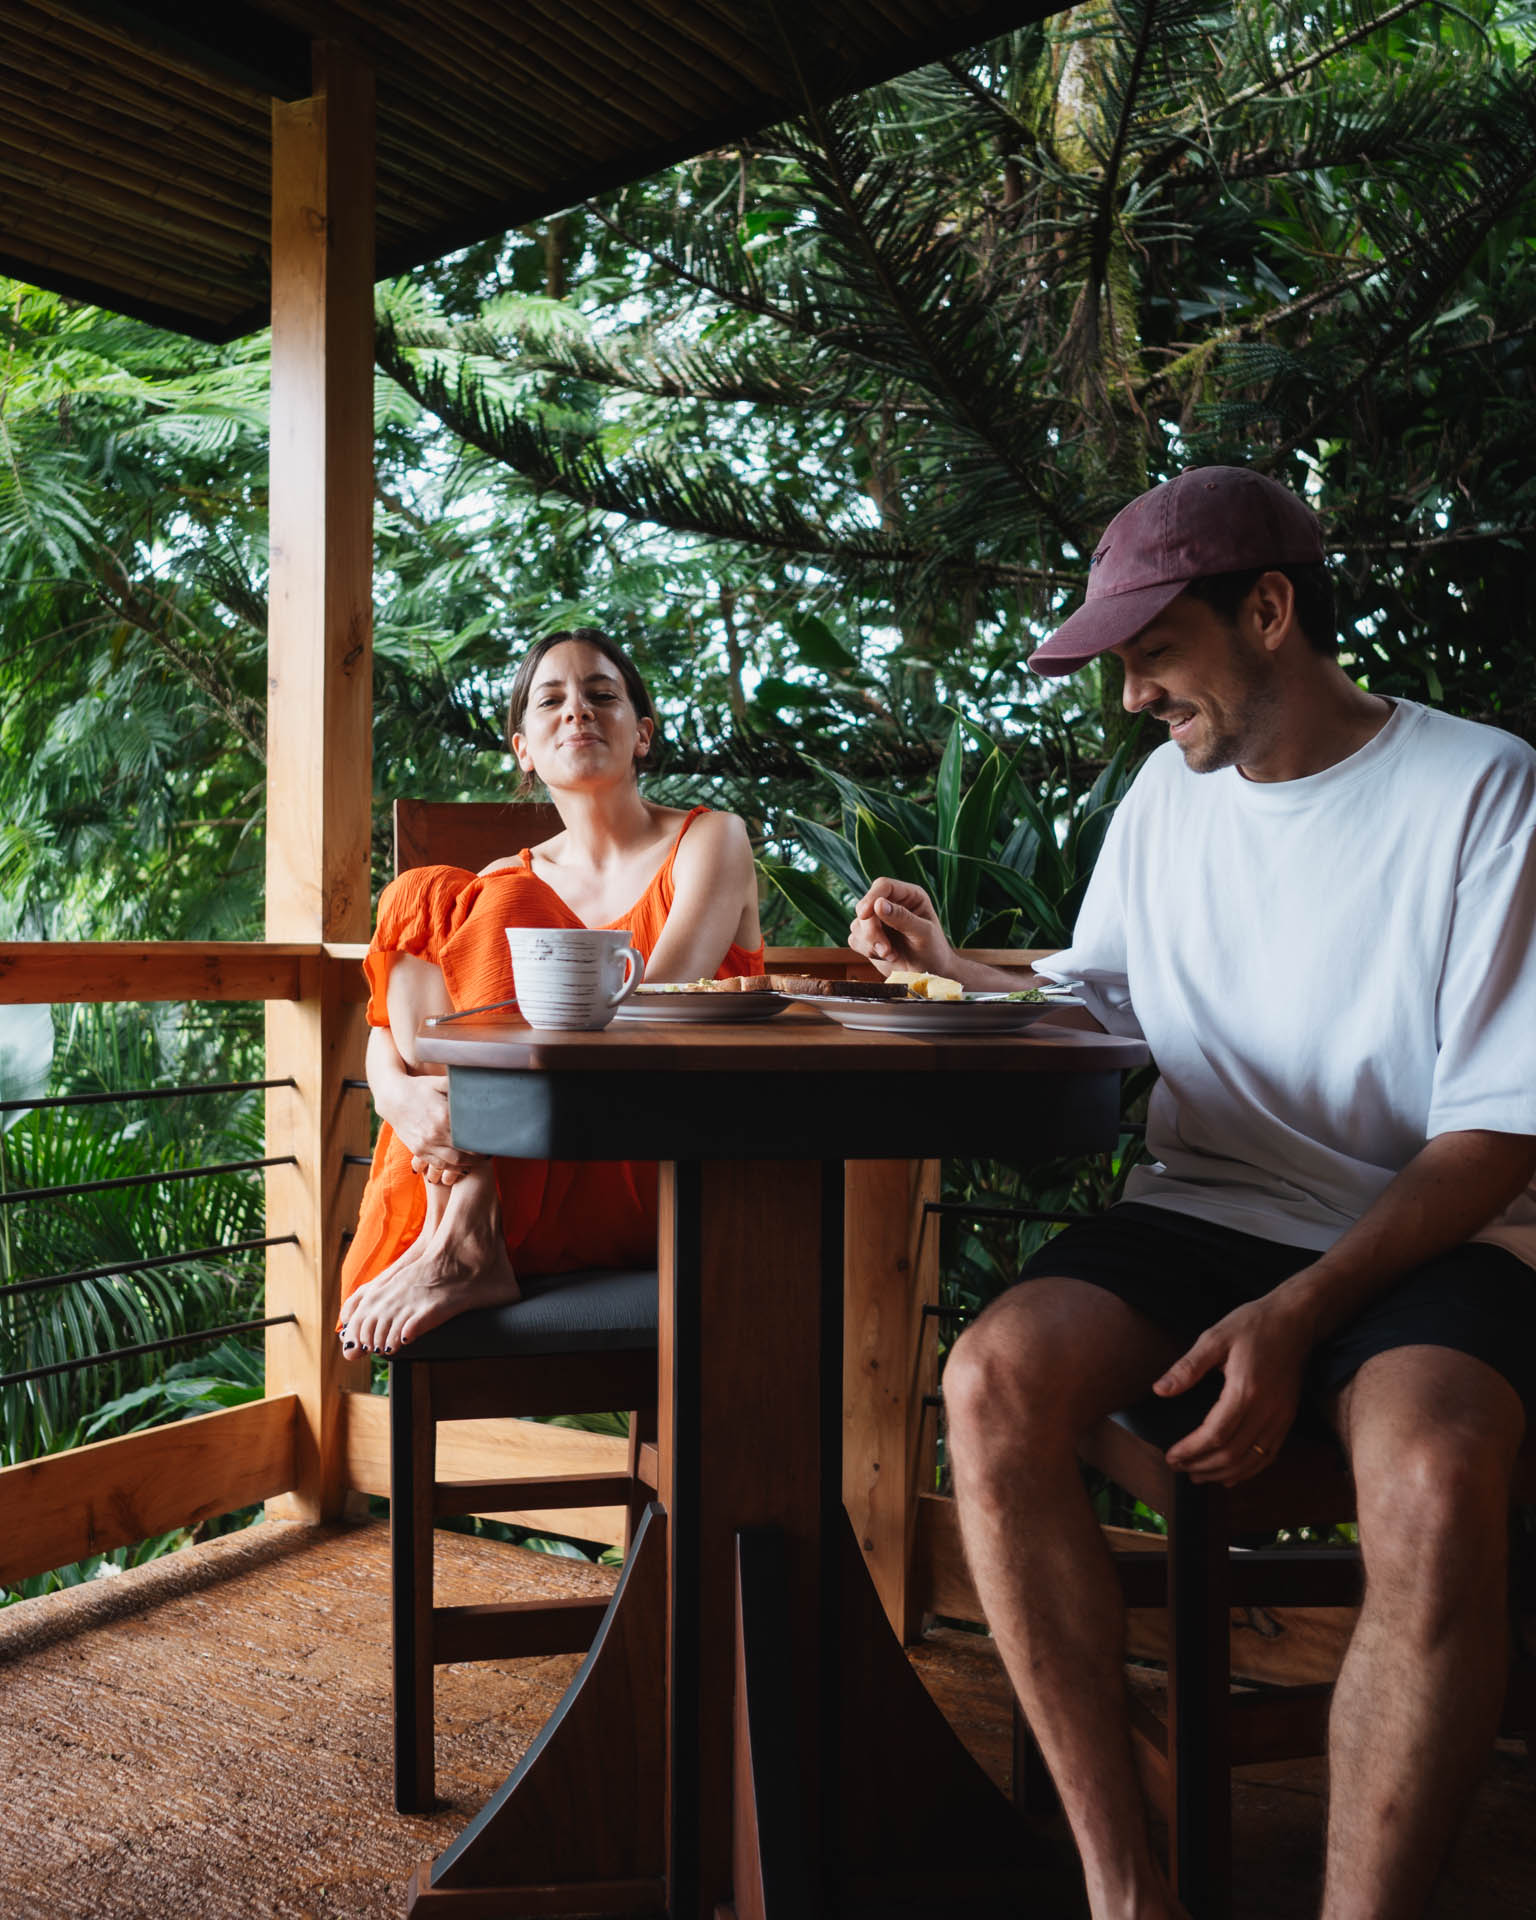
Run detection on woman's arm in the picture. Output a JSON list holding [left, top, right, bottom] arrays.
[[372, 956, 483, 1174], [644, 812, 762, 981]]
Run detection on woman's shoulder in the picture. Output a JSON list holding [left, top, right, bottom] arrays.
[[372, 863, 485, 951], [476, 849, 539, 878], [668, 804, 750, 852], [666, 806, 754, 884], [378, 862, 480, 906]]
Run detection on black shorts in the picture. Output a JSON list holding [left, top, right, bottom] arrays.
[[1015, 1201, 1536, 1416]]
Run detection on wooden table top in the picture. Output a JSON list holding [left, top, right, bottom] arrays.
[[416, 1003, 1149, 1076]]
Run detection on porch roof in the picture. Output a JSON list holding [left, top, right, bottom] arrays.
[[4, 0, 1055, 341]]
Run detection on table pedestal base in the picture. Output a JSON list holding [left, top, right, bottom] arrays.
[[406, 1505, 667, 1919], [408, 1502, 1067, 1919]]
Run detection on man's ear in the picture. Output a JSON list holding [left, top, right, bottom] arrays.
[[1250, 570, 1297, 654]]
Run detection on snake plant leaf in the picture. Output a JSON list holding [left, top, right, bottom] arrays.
[[853, 805, 929, 892], [945, 751, 1002, 935], [1069, 799, 1120, 874], [786, 812, 871, 899], [958, 855, 1073, 946], [964, 907, 1022, 950], [934, 718, 965, 849], [996, 815, 1042, 883], [758, 862, 854, 944], [1003, 781, 1070, 896], [808, 758, 933, 850]]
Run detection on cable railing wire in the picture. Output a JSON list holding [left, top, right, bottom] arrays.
[[0, 1077, 297, 1115], [0, 1234, 299, 1300], [0, 1315, 298, 1391], [0, 1156, 297, 1208]]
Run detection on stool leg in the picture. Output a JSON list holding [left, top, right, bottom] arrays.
[[1167, 1476, 1232, 1920], [390, 1363, 437, 1813], [1010, 1697, 1062, 1816], [623, 1403, 656, 1557]]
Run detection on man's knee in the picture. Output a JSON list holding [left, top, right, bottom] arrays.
[[942, 1277, 1168, 1471], [1355, 1426, 1517, 1611], [943, 1310, 1041, 1445]]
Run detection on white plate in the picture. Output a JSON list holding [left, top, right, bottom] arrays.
[[786, 993, 1071, 1035], [612, 990, 791, 1024]]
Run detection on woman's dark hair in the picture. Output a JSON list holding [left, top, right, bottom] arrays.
[[505, 629, 660, 789], [1184, 563, 1338, 657]]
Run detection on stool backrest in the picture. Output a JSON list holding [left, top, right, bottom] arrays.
[[393, 797, 564, 877]]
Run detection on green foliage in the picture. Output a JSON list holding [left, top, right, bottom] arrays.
[[0, 1002, 267, 1467], [7, 4, 1536, 938], [82, 1337, 264, 1439], [6, 0, 1536, 1575], [764, 715, 1143, 947]]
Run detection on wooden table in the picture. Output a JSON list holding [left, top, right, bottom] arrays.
[[408, 1005, 1147, 1920]]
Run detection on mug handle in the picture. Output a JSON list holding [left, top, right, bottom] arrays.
[[607, 945, 645, 1007]]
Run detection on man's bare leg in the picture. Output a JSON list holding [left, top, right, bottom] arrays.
[[1321, 1346, 1524, 1920], [943, 1278, 1188, 1920]]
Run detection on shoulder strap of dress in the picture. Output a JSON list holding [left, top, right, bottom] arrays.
[[628, 806, 711, 935]]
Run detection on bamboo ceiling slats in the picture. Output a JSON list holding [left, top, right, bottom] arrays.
[[24, 1, 270, 134], [2, 0, 1048, 340], [566, 0, 765, 108], [0, 86, 262, 225], [487, 0, 744, 129], [397, 1, 691, 154], [0, 119, 264, 256], [0, 188, 257, 313], [10, 6, 270, 168], [35, 0, 308, 102], [637, 0, 788, 98]]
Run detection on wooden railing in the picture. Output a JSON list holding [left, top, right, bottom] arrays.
[[0, 939, 1041, 1637]]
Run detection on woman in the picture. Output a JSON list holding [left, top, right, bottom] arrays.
[[338, 628, 763, 1356]]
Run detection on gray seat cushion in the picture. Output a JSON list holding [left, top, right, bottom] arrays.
[[385, 1266, 658, 1363]]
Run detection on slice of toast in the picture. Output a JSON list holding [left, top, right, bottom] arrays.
[[767, 974, 910, 1000]]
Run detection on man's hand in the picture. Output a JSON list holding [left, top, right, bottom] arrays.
[[1156, 1289, 1318, 1486], [849, 878, 959, 977]]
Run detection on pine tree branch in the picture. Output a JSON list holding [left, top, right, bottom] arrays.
[[92, 553, 266, 761], [777, 89, 1075, 542], [376, 320, 1072, 596]]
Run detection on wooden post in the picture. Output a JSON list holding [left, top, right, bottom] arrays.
[[843, 1158, 942, 1643], [264, 43, 375, 1522]]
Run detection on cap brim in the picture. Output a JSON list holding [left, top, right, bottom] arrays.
[[1028, 577, 1191, 677]]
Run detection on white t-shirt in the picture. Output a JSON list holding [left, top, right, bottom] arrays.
[[1036, 700, 1536, 1268]]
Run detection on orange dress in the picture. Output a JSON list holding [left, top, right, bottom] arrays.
[[340, 807, 763, 1305]]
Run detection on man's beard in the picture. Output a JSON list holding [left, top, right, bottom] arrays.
[[1157, 646, 1278, 774]]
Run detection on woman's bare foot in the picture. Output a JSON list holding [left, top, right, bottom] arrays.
[[339, 1165, 521, 1354]]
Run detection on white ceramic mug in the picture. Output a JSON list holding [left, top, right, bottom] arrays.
[[505, 927, 644, 1030]]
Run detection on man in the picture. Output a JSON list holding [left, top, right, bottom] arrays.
[[848, 466, 1536, 1920]]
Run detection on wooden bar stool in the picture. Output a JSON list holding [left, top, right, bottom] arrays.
[[1078, 1393, 1536, 1920], [383, 1267, 658, 1812], [373, 797, 662, 1811]]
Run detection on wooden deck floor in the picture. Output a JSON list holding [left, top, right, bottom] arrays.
[[0, 1518, 1529, 1919]]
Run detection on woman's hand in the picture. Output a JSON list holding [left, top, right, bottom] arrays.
[[367, 1026, 484, 1183], [848, 878, 959, 977]]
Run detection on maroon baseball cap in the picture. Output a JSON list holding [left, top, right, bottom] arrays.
[[1028, 466, 1326, 676]]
